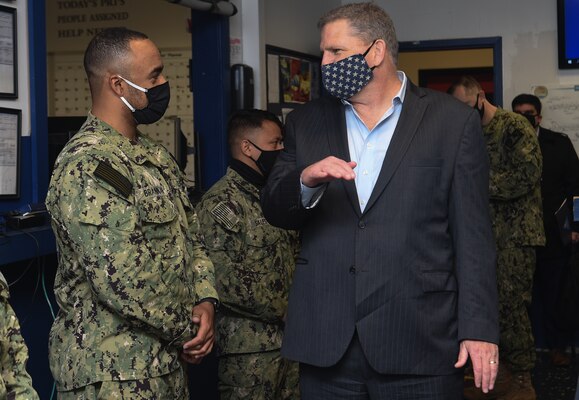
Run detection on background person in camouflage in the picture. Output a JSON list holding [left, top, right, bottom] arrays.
[[450, 76, 545, 400], [45, 27, 218, 399], [196, 109, 299, 400], [0, 272, 39, 400]]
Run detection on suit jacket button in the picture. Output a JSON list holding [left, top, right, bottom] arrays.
[[349, 265, 356, 274], [358, 220, 366, 229]]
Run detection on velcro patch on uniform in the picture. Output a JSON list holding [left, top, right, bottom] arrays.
[[252, 217, 269, 228], [94, 161, 132, 198], [210, 202, 239, 230]]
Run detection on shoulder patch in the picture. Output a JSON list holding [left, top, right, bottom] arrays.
[[94, 161, 132, 197], [210, 202, 240, 230]]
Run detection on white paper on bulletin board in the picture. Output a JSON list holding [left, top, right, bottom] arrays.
[[531, 84, 579, 154]]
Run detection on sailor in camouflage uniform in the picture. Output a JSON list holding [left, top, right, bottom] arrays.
[[196, 109, 299, 400], [0, 272, 39, 400], [451, 76, 545, 400], [46, 28, 218, 399]]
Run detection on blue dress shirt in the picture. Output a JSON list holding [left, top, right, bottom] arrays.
[[302, 71, 407, 212]]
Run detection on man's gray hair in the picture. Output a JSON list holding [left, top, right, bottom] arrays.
[[318, 2, 399, 65]]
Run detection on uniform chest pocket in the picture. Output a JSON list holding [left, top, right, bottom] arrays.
[[246, 220, 280, 248], [138, 195, 184, 269], [242, 224, 281, 274], [138, 195, 178, 224]]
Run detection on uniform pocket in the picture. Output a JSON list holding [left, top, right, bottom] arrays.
[[138, 195, 178, 224], [77, 180, 136, 232]]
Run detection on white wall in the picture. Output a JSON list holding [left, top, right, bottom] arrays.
[[370, 0, 579, 108], [230, 0, 266, 108], [261, 0, 579, 110], [264, 0, 342, 56]]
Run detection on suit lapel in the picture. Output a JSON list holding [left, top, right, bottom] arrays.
[[324, 98, 362, 216], [363, 83, 428, 214]]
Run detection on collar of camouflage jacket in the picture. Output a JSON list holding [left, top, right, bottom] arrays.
[[229, 158, 266, 190], [86, 113, 169, 168]]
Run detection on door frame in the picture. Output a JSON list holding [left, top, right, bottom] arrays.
[[398, 37, 503, 106]]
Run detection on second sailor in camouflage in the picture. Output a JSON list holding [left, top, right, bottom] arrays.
[[196, 110, 300, 400], [483, 107, 545, 373], [451, 76, 545, 398]]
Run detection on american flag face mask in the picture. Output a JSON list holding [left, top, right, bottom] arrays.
[[321, 40, 377, 100]]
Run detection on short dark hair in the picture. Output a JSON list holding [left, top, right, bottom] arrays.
[[83, 27, 148, 89], [447, 75, 482, 96], [511, 94, 542, 115], [318, 2, 399, 65], [227, 109, 283, 149]]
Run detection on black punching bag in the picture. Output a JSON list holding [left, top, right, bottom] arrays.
[[231, 64, 254, 111]]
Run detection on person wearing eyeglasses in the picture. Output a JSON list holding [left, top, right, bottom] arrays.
[[512, 93, 579, 368]]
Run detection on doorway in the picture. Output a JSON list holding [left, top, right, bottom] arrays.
[[397, 37, 502, 106]]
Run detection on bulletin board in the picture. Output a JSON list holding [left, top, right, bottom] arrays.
[[265, 45, 322, 122]]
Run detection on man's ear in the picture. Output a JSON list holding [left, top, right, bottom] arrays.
[[371, 39, 387, 67], [240, 139, 252, 157], [479, 90, 486, 103], [109, 75, 124, 96]]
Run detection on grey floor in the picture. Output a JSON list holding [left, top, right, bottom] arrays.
[[532, 350, 578, 400]]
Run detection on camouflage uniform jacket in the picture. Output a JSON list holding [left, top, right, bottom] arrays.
[[0, 272, 39, 400], [45, 114, 217, 390], [196, 166, 298, 355], [483, 108, 545, 249]]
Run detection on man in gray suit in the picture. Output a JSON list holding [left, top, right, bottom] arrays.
[[261, 3, 499, 399]]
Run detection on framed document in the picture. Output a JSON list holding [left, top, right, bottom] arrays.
[[0, 107, 21, 198], [0, 5, 17, 99]]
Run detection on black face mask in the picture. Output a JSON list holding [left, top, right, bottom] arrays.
[[118, 76, 170, 125], [473, 93, 485, 120], [520, 113, 539, 128], [247, 140, 281, 177]]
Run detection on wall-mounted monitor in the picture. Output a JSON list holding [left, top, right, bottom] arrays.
[[558, 0, 579, 69]]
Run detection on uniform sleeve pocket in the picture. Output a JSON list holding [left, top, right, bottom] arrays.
[[76, 178, 136, 231]]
